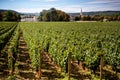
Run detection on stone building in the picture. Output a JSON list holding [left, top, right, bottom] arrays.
[[21, 15, 38, 22]]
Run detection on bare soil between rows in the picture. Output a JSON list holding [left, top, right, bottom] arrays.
[[0, 31, 120, 80], [16, 31, 64, 80]]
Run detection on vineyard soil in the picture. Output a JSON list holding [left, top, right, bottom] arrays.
[[0, 44, 9, 79], [15, 31, 63, 79], [15, 31, 35, 79]]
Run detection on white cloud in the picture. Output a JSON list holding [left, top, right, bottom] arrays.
[[85, 5, 119, 12], [86, 0, 120, 4], [15, 3, 59, 13], [15, 4, 120, 13], [14, 0, 120, 13], [15, 8, 43, 13], [74, 0, 120, 11], [56, 5, 82, 13], [57, 4, 120, 13]]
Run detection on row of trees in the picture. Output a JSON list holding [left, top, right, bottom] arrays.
[[74, 15, 120, 21], [0, 8, 120, 22], [0, 11, 21, 21], [39, 8, 70, 21]]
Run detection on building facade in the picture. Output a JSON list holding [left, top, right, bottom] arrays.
[[21, 15, 38, 22]]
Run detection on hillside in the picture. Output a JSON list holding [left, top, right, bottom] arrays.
[[0, 9, 21, 21], [20, 13, 39, 16], [1, 9, 120, 17], [68, 11, 120, 16], [0, 9, 19, 14]]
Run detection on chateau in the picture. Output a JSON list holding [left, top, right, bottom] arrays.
[[21, 15, 38, 22]]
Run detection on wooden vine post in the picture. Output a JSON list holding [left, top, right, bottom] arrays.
[[100, 54, 103, 80], [97, 41, 103, 80], [68, 53, 71, 80], [38, 50, 42, 79]]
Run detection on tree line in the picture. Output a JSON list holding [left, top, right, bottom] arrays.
[[38, 8, 70, 21], [0, 9, 120, 22], [0, 10, 21, 22], [74, 14, 120, 21]]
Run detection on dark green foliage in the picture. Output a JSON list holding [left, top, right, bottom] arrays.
[[39, 8, 70, 21], [74, 16, 80, 21], [0, 23, 18, 50], [20, 22, 120, 74], [0, 10, 21, 21]]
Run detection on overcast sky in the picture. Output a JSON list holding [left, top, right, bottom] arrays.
[[0, 0, 120, 13]]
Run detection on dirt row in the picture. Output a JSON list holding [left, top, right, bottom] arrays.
[[0, 29, 91, 80], [1, 31, 119, 80], [0, 31, 101, 80], [16, 32, 90, 80], [15, 32, 64, 80], [0, 40, 10, 79], [0, 31, 63, 80]]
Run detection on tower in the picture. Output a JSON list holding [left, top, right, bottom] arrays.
[[80, 8, 83, 21], [80, 8, 82, 17]]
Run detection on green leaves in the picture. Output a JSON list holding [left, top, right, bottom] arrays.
[[20, 22, 120, 72]]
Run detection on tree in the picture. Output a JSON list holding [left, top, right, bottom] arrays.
[[50, 8, 57, 21], [39, 8, 70, 21], [2, 11, 11, 21], [117, 16, 120, 21], [0, 12, 2, 21], [16, 14, 21, 21], [74, 16, 80, 21], [0, 10, 21, 21]]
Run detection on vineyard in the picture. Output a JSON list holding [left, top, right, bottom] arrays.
[[0, 22, 120, 80]]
